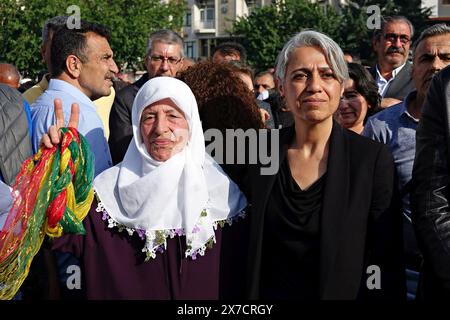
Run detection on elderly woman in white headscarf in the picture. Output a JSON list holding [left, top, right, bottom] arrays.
[[52, 77, 247, 299]]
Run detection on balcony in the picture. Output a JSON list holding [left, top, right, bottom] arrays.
[[199, 19, 215, 29], [195, 21, 215, 33]]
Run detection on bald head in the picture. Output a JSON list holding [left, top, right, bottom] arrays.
[[0, 64, 20, 89]]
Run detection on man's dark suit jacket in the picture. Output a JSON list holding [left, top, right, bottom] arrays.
[[243, 122, 406, 300], [109, 73, 149, 164], [411, 65, 450, 300], [369, 62, 415, 101]]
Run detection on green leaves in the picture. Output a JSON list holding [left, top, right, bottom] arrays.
[[0, 0, 186, 77], [0, 0, 431, 77], [232, 0, 343, 72], [231, 0, 431, 71]]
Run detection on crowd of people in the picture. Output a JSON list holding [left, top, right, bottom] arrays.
[[1, 13, 450, 301]]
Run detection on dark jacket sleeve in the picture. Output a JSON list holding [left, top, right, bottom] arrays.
[[108, 87, 134, 165], [363, 144, 406, 299], [411, 67, 450, 296]]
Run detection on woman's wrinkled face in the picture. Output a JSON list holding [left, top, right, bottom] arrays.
[[140, 98, 189, 161], [337, 79, 371, 132], [279, 46, 343, 124]]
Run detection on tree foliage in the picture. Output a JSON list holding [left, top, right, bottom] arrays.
[[232, 0, 431, 71], [339, 0, 432, 64], [232, 0, 342, 71], [0, 0, 186, 78]]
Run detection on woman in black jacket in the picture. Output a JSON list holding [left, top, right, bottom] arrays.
[[244, 30, 405, 300]]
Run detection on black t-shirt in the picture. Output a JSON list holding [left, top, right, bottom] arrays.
[[260, 157, 326, 299]]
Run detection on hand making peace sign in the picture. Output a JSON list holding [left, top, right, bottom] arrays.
[[41, 99, 80, 148]]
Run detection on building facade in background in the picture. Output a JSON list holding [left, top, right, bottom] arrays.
[[422, 0, 450, 24], [181, 0, 450, 60], [182, 0, 282, 60]]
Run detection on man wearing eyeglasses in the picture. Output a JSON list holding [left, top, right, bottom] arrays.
[[370, 16, 416, 109], [109, 29, 185, 164]]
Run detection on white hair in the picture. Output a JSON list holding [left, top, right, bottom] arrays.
[[275, 30, 348, 84]]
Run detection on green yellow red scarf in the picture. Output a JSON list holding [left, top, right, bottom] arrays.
[[0, 127, 94, 300]]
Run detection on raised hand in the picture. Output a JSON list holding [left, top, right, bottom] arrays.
[[259, 108, 270, 124], [41, 99, 79, 148]]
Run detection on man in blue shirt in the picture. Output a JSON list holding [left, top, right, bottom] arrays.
[[31, 21, 118, 177], [364, 24, 450, 299], [29, 20, 119, 300]]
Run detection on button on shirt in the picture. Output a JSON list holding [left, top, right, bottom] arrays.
[[31, 79, 112, 177], [363, 91, 418, 217], [375, 63, 406, 98]]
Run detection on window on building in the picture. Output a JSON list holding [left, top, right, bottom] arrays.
[[443, 0, 450, 4], [246, 0, 257, 14], [200, 7, 214, 21], [184, 12, 191, 26], [221, 0, 228, 14], [184, 41, 194, 58], [207, 7, 214, 20], [199, 5, 214, 28]]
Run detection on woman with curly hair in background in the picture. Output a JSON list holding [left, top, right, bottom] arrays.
[[177, 60, 264, 132], [178, 61, 266, 298]]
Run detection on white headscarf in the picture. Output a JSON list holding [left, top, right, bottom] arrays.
[[94, 77, 247, 259]]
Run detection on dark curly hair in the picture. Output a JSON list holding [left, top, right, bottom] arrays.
[[51, 21, 111, 77], [211, 42, 247, 63], [177, 60, 263, 131]]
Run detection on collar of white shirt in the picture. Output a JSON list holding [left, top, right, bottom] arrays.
[[376, 62, 406, 83]]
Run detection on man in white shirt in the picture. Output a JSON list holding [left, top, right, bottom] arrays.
[[370, 16, 416, 108]]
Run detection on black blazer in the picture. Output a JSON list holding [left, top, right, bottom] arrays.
[[369, 62, 415, 101], [244, 122, 405, 300], [411, 65, 450, 299], [108, 73, 149, 165]]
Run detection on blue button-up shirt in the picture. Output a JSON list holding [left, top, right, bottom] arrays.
[[363, 91, 418, 217], [31, 79, 112, 176]]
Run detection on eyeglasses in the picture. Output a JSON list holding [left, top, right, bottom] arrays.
[[383, 33, 411, 44], [150, 55, 182, 65]]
